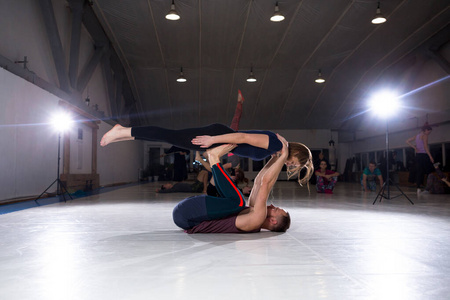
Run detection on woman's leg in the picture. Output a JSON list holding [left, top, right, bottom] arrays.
[[100, 124, 133, 146], [326, 177, 337, 191], [230, 90, 244, 131], [316, 176, 325, 193], [101, 123, 234, 149], [415, 154, 426, 188]]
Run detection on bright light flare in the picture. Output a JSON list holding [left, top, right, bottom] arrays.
[[369, 91, 400, 119], [50, 111, 73, 132]]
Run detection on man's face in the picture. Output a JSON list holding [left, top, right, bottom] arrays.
[[369, 163, 376, 172], [162, 183, 173, 189]]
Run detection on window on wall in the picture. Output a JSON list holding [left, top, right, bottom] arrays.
[[430, 143, 442, 164], [405, 147, 415, 171], [376, 151, 384, 165], [368, 152, 376, 164], [355, 153, 361, 171], [392, 149, 405, 171], [362, 153, 368, 170], [240, 157, 249, 172], [445, 143, 450, 172]]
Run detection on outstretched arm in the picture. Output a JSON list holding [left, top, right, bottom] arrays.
[[192, 132, 269, 149], [235, 135, 288, 231]]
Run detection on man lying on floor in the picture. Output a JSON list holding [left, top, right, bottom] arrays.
[[172, 139, 293, 234]]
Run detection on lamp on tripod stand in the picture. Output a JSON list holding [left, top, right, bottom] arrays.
[[368, 91, 414, 205], [35, 111, 74, 204]]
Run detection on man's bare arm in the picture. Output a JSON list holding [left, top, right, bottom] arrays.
[[236, 136, 288, 231]]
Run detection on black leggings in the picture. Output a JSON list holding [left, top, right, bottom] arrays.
[[415, 153, 434, 188], [131, 123, 234, 151], [172, 163, 245, 229]]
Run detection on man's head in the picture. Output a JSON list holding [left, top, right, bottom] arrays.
[[265, 204, 291, 232], [368, 161, 377, 172], [160, 183, 174, 190]]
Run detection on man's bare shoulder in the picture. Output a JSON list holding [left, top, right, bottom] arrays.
[[235, 207, 265, 232]]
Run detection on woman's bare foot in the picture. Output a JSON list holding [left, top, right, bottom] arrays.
[[100, 124, 134, 146], [238, 90, 244, 103], [206, 144, 236, 165]]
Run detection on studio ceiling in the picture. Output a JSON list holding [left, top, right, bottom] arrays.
[[91, 0, 450, 132]]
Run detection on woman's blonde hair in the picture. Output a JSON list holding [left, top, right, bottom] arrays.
[[286, 142, 314, 186]]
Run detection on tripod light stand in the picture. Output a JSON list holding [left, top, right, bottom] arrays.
[[368, 91, 413, 205], [373, 120, 413, 205], [35, 113, 73, 204]]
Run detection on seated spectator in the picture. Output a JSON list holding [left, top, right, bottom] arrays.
[[360, 161, 383, 192], [315, 160, 340, 194], [421, 163, 450, 194]]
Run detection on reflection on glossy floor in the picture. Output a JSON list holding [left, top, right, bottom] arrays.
[[1, 181, 449, 300]]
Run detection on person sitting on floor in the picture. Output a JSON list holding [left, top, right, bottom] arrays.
[[420, 163, 450, 194], [315, 160, 340, 194], [157, 170, 209, 194]]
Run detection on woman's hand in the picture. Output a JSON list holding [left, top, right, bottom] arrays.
[[276, 134, 289, 158], [191, 135, 214, 148]]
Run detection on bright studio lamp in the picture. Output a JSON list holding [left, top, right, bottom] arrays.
[[50, 111, 73, 132], [369, 91, 413, 205], [35, 110, 74, 203], [368, 91, 399, 118]]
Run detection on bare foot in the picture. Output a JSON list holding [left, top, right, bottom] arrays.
[[238, 90, 244, 103], [100, 124, 133, 146], [206, 144, 236, 165]]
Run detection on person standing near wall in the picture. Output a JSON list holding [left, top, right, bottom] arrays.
[[406, 123, 434, 193]]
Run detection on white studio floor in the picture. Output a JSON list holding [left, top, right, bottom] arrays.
[[1, 181, 449, 300]]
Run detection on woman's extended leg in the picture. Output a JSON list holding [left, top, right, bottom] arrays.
[[230, 90, 244, 131], [100, 124, 134, 146], [101, 123, 234, 149]]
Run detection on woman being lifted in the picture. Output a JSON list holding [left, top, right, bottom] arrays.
[[101, 122, 314, 185]]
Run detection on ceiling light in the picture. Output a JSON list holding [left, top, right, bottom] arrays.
[[371, 2, 386, 24], [247, 67, 257, 82], [166, 0, 180, 20], [177, 67, 186, 82], [315, 70, 325, 83], [270, 2, 285, 22]]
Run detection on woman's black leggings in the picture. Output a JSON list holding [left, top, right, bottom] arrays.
[[415, 153, 434, 188], [131, 123, 235, 151]]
